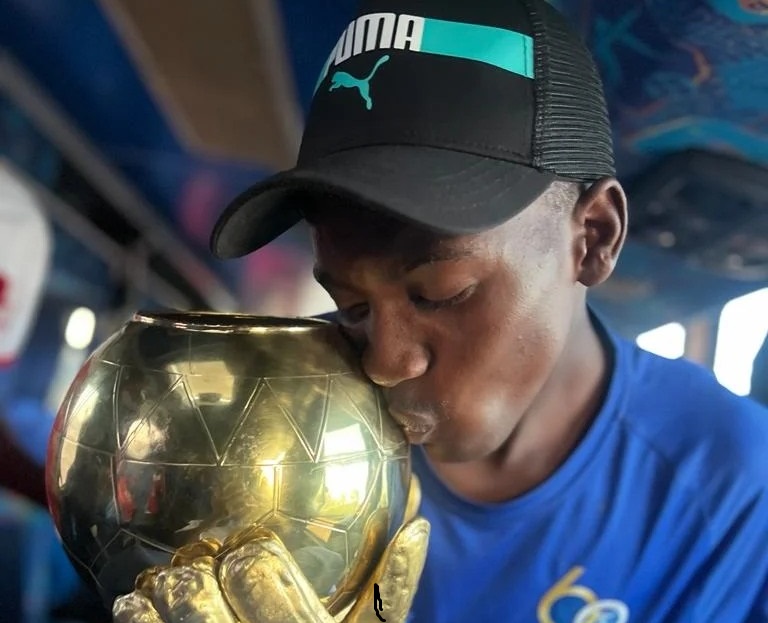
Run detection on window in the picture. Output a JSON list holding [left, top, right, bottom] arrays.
[[636, 323, 687, 360], [713, 288, 768, 396]]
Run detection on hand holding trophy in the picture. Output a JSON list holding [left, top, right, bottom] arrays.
[[45, 312, 429, 623], [112, 479, 428, 623]]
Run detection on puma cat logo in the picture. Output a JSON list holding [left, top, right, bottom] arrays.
[[329, 55, 390, 110]]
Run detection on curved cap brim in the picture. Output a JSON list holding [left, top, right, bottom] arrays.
[[210, 144, 556, 259]]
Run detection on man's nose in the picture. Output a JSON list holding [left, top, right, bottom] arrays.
[[361, 314, 428, 388]]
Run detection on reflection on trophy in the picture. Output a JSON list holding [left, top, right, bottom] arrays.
[[45, 311, 411, 615]]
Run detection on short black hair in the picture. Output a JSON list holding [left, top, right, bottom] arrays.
[[541, 180, 585, 214]]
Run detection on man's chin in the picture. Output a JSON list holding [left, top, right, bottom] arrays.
[[420, 440, 480, 465]]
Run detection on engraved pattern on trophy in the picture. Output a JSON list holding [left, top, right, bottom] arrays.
[[45, 312, 411, 616]]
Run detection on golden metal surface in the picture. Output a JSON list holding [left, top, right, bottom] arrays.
[[46, 312, 410, 614], [111, 483, 429, 623]]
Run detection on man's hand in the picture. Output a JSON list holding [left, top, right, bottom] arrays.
[[112, 477, 430, 623]]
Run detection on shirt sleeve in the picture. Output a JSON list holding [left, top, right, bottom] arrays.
[[692, 413, 768, 622]]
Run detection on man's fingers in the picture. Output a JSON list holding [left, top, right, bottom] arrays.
[[345, 517, 430, 623], [219, 538, 335, 623], [114, 510, 425, 623], [113, 592, 164, 623], [151, 558, 240, 623], [171, 537, 223, 567]]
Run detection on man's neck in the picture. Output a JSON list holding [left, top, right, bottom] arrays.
[[430, 308, 612, 503]]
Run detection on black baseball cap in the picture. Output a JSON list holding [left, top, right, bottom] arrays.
[[210, 0, 615, 259]]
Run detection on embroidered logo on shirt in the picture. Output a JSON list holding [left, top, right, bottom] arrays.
[[538, 567, 630, 623]]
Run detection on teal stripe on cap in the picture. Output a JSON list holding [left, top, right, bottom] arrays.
[[313, 16, 535, 94], [421, 18, 534, 79]]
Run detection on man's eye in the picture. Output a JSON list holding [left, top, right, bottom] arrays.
[[412, 285, 476, 310]]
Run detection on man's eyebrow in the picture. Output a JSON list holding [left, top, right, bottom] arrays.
[[313, 266, 355, 291], [401, 247, 476, 272], [312, 247, 476, 290]]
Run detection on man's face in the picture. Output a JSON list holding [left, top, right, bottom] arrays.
[[309, 194, 584, 464]]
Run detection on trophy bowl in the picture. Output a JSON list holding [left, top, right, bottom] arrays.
[[45, 311, 410, 613]]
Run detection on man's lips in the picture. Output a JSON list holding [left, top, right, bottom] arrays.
[[387, 408, 436, 435]]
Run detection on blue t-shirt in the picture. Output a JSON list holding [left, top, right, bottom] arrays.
[[408, 321, 768, 622]]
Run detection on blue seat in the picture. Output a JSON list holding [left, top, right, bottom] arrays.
[[0, 488, 81, 623]]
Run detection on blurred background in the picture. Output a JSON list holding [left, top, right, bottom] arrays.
[[0, 0, 766, 621]]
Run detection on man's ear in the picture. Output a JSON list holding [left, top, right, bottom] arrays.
[[573, 178, 628, 287]]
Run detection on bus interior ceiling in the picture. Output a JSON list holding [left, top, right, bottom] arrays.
[[0, 1, 767, 467]]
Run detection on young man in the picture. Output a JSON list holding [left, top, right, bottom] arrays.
[[115, 1, 768, 621]]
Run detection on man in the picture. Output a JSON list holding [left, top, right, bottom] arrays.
[[114, 0, 768, 621]]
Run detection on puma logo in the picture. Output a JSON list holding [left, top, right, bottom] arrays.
[[329, 54, 390, 110]]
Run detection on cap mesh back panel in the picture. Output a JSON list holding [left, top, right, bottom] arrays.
[[526, 0, 616, 180]]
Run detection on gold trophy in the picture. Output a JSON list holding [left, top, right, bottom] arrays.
[[45, 311, 416, 618]]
